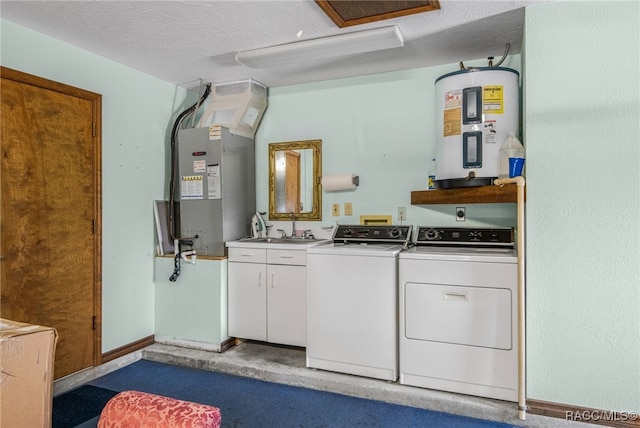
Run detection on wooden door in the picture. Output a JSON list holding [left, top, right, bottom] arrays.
[[0, 67, 102, 379], [284, 150, 301, 213]]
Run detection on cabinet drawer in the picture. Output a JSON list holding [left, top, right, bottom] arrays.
[[267, 249, 306, 266], [228, 247, 267, 263]]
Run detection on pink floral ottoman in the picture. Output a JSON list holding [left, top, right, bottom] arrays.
[[97, 390, 222, 428]]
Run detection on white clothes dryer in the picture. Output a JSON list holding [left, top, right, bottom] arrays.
[[399, 227, 518, 401]]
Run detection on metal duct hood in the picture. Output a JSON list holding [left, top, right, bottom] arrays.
[[197, 79, 267, 138]]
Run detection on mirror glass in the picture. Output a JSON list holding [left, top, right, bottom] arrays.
[[269, 139, 322, 221]]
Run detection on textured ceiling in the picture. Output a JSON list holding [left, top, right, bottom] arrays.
[[0, 1, 544, 90]]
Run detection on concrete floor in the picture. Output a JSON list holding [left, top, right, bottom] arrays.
[[137, 341, 594, 428]]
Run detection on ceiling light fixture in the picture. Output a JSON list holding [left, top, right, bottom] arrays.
[[235, 25, 403, 69]]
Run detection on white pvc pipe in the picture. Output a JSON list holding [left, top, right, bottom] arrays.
[[181, 250, 197, 264], [494, 177, 526, 420]]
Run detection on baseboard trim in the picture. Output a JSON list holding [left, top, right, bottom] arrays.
[[54, 349, 142, 396], [102, 335, 155, 363], [154, 336, 232, 352], [527, 399, 639, 428]]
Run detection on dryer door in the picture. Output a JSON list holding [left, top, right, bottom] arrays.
[[404, 282, 512, 350]]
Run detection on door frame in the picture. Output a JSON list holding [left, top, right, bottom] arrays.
[[1, 66, 103, 367]]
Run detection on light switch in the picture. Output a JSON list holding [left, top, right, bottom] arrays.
[[344, 202, 352, 216]]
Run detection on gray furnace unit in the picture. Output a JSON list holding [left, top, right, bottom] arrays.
[[177, 126, 255, 256]]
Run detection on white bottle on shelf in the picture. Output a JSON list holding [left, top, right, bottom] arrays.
[[428, 158, 436, 189], [499, 132, 525, 178]]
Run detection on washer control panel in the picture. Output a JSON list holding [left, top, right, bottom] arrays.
[[333, 225, 412, 244], [415, 227, 514, 247]]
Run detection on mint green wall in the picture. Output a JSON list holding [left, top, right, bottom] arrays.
[[524, 1, 639, 412], [1, 20, 197, 351], [256, 57, 521, 229]]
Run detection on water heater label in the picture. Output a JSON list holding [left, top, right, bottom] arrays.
[[443, 108, 461, 137], [484, 120, 498, 144], [443, 90, 462, 137], [444, 89, 462, 109], [181, 175, 203, 200], [482, 85, 504, 114]]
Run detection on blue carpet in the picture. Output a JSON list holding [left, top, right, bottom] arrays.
[[65, 359, 518, 428], [53, 385, 118, 428]]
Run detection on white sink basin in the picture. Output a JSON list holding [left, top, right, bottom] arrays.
[[241, 237, 324, 244], [227, 237, 330, 249]]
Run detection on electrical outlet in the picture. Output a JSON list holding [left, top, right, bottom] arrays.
[[344, 202, 353, 216], [456, 207, 466, 222], [398, 206, 406, 221], [332, 203, 340, 216]]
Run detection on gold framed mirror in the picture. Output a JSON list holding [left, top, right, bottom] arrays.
[[269, 139, 322, 221]]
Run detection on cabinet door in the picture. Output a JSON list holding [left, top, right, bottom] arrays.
[[228, 262, 267, 341], [267, 264, 306, 346]]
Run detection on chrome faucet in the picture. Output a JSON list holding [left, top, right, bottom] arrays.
[[290, 211, 296, 238]]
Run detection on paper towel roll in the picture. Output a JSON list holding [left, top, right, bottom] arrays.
[[321, 174, 358, 191]]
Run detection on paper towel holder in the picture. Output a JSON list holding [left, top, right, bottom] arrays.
[[321, 174, 359, 192]]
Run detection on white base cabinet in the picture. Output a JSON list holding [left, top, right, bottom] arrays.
[[228, 259, 267, 341], [228, 247, 307, 347], [154, 257, 228, 350]]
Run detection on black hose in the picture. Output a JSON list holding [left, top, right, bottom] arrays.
[[169, 252, 181, 282], [167, 84, 212, 242]]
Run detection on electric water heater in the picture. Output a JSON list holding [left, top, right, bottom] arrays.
[[434, 67, 520, 188]]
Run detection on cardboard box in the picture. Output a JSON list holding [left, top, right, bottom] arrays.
[[1, 318, 58, 428]]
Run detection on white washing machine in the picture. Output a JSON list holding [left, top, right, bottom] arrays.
[[399, 227, 518, 401], [306, 225, 412, 381]]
